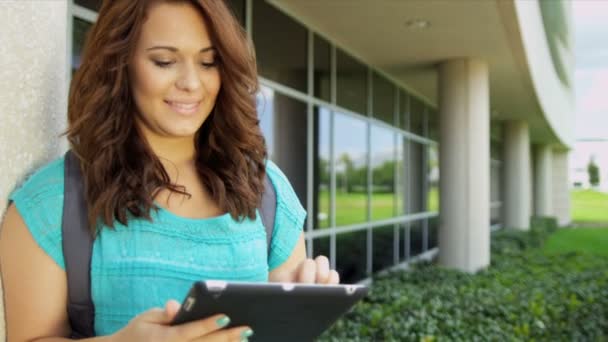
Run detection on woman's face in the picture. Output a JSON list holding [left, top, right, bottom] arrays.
[[129, 1, 221, 140]]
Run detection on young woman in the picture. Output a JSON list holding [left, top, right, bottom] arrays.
[[0, 0, 339, 341]]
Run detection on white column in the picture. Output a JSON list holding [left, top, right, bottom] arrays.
[[534, 144, 553, 216], [503, 120, 532, 230], [552, 149, 571, 226], [0, 1, 69, 338], [438, 58, 490, 273]]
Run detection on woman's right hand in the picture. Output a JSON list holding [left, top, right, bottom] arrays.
[[110, 300, 253, 342]]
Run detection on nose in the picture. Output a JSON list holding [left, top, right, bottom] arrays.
[[175, 61, 202, 92]]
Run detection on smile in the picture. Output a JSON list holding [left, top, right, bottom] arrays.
[[164, 100, 201, 115]]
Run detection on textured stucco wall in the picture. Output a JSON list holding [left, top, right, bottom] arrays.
[[0, 1, 69, 338]]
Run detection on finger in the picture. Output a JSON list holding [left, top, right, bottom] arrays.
[[314, 255, 330, 284], [169, 314, 232, 340], [191, 326, 254, 342], [164, 299, 181, 320], [328, 270, 340, 284], [138, 307, 171, 324], [297, 258, 316, 284]]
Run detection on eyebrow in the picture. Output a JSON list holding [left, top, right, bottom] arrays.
[[146, 46, 216, 53]]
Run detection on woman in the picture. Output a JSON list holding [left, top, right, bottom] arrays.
[[0, 0, 339, 340]]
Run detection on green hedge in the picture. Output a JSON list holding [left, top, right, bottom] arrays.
[[320, 220, 608, 341]]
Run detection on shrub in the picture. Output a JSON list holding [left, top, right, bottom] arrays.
[[320, 223, 608, 341]]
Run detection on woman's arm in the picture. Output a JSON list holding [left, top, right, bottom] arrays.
[[0, 204, 74, 341], [268, 233, 340, 284]]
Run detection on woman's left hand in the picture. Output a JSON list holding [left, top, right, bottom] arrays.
[[293, 255, 340, 284]]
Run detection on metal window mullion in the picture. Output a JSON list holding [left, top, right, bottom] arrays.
[[72, 4, 98, 22], [422, 108, 429, 252], [305, 29, 314, 258], [393, 91, 400, 265], [366, 68, 373, 277], [245, 0, 252, 40], [329, 44, 337, 270]]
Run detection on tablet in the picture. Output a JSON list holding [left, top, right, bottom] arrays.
[[171, 280, 368, 341]]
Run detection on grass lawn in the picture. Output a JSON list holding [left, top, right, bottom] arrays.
[[543, 226, 608, 257], [571, 189, 608, 223]]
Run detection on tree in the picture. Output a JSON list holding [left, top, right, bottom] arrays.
[[587, 157, 600, 187]]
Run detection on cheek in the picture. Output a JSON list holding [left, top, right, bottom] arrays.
[[205, 70, 222, 98], [133, 65, 172, 106]]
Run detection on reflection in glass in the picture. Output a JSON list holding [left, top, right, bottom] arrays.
[[314, 34, 331, 102], [72, 18, 93, 74], [336, 231, 367, 283], [399, 90, 409, 131], [395, 136, 407, 216], [491, 162, 502, 225], [336, 49, 367, 114], [371, 126, 395, 221], [427, 145, 439, 212], [372, 72, 395, 126], [428, 217, 438, 249], [312, 237, 330, 266], [409, 220, 424, 256], [399, 223, 410, 261], [372, 225, 395, 272], [253, 1, 308, 93], [257, 86, 308, 209], [408, 141, 425, 213], [334, 113, 368, 226], [313, 107, 331, 229], [75, 0, 101, 11], [409, 97, 426, 136], [428, 108, 439, 141], [226, 0, 245, 26]]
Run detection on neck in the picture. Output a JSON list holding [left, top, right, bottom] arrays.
[[143, 132, 197, 170]]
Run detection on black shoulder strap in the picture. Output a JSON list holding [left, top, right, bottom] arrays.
[[62, 150, 95, 338]]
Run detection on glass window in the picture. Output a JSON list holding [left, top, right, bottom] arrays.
[[399, 90, 409, 131], [72, 18, 93, 74], [409, 97, 426, 136], [491, 161, 502, 225], [428, 108, 439, 141], [336, 231, 367, 283], [372, 72, 395, 126], [226, 0, 245, 27], [314, 34, 331, 102], [312, 237, 330, 265], [407, 141, 426, 213], [313, 106, 331, 229], [372, 225, 396, 272], [336, 49, 367, 114], [427, 145, 439, 212], [409, 220, 424, 256], [75, 0, 101, 11], [399, 223, 409, 261], [428, 217, 439, 250], [253, 1, 308, 93], [334, 113, 368, 226], [371, 126, 395, 221], [395, 136, 407, 216], [257, 86, 308, 208]]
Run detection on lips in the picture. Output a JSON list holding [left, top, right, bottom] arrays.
[[164, 100, 201, 115]]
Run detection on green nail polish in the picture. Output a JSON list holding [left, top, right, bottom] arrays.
[[241, 329, 254, 339], [216, 316, 230, 327]]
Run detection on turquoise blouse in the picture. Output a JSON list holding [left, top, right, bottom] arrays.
[[9, 157, 306, 335]]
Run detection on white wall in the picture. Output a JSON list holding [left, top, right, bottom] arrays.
[[0, 1, 69, 338], [553, 150, 572, 226]]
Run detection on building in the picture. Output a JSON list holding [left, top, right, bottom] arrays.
[[0, 0, 574, 334]]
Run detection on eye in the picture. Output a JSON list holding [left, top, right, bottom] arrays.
[[153, 60, 174, 68], [201, 61, 218, 69]]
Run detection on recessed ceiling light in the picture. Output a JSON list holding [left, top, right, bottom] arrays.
[[405, 19, 431, 30]]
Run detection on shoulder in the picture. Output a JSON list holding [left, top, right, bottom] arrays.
[[9, 156, 66, 269]]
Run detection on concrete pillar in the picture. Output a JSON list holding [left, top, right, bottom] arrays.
[[503, 120, 532, 230], [0, 1, 69, 338], [534, 145, 553, 216], [437, 58, 490, 273], [552, 149, 571, 226]]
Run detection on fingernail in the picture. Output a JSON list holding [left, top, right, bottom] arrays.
[[241, 328, 254, 339], [216, 316, 230, 327]]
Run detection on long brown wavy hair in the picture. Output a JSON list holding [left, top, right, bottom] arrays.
[[67, 0, 266, 232]]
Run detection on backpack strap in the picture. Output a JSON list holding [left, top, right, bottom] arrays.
[[62, 150, 277, 338], [260, 173, 277, 252], [62, 150, 95, 338]]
